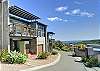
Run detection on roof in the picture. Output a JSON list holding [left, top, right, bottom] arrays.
[[87, 44, 100, 47], [10, 15, 47, 27], [31, 21, 47, 27], [47, 32, 55, 35], [93, 48, 100, 52], [9, 15, 29, 24], [9, 6, 40, 20]]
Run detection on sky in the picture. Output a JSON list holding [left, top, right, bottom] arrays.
[[9, 0, 100, 41]]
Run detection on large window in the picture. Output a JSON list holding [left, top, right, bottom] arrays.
[[37, 24, 45, 37]]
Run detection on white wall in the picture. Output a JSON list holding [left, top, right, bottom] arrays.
[[37, 37, 45, 55]]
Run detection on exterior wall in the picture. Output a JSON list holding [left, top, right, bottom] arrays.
[[0, 2, 2, 51], [18, 41, 24, 54], [24, 41, 29, 54], [86, 47, 94, 56], [74, 48, 86, 56], [0, 1, 9, 52], [96, 54, 100, 62], [18, 40, 28, 52], [37, 37, 45, 55], [44, 26, 47, 52], [30, 38, 37, 54]]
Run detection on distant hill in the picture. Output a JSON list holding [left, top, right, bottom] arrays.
[[62, 39, 100, 44], [77, 39, 100, 44], [62, 40, 82, 44]]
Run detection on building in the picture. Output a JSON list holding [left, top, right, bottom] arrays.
[[47, 32, 55, 52], [86, 44, 100, 56], [8, 6, 48, 55], [0, 0, 55, 55], [0, 0, 9, 52]]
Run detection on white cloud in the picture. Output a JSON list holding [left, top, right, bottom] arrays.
[[80, 12, 95, 17], [47, 17, 62, 21], [63, 20, 68, 22], [65, 12, 71, 15], [65, 9, 95, 17], [56, 6, 68, 12], [72, 9, 80, 14], [74, 1, 82, 5], [47, 17, 68, 22]]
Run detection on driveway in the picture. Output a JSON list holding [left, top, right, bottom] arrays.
[[33, 51, 86, 71]]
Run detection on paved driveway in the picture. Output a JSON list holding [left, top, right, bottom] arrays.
[[33, 51, 86, 71]]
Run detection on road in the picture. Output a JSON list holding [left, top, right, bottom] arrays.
[[33, 51, 86, 71]]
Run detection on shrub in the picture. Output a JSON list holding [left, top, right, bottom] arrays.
[[7, 51, 27, 64], [51, 51, 58, 55], [82, 56, 98, 67], [86, 56, 98, 67], [0, 50, 27, 64], [0, 49, 9, 62], [37, 52, 48, 59], [81, 56, 89, 63], [54, 47, 61, 50], [7, 51, 18, 64], [45, 52, 50, 56], [16, 53, 27, 64], [61, 46, 71, 52]]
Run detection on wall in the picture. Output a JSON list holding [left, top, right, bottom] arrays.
[[0, 1, 9, 52], [74, 48, 86, 56], [18, 41, 24, 53], [30, 38, 37, 54], [37, 37, 45, 55], [0, 2, 2, 51]]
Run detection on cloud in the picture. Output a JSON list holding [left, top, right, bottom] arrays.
[[71, 9, 80, 14], [47, 17, 68, 22], [74, 1, 82, 5], [65, 9, 95, 17], [65, 12, 71, 15], [80, 12, 95, 17], [63, 20, 68, 22], [47, 17, 62, 21], [56, 6, 68, 12]]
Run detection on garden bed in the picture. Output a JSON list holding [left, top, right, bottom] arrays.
[[1, 54, 58, 71]]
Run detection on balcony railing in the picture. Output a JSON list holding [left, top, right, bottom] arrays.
[[9, 24, 45, 38]]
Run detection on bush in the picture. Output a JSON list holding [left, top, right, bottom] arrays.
[[51, 51, 58, 55], [82, 56, 98, 67], [61, 46, 71, 52], [0, 50, 27, 64], [7, 51, 27, 64], [37, 52, 48, 59], [0, 49, 9, 62], [16, 53, 27, 64], [45, 52, 50, 56], [81, 56, 89, 63], [54, 47, 61, 50], [7, 51, 18, 64]]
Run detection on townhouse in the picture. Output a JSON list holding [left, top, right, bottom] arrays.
[[0, 0, 55, 55], [9, 6, 48, 55]]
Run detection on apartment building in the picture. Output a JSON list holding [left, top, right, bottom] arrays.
[[0, 0, 55, 55], [9, 6, 47, 55]]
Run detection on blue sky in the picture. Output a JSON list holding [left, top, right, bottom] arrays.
[[9, 0, 100, 41]]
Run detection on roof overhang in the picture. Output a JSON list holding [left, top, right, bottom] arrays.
[[47, 32, 55, 35], [9, 6, 40, 20]]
